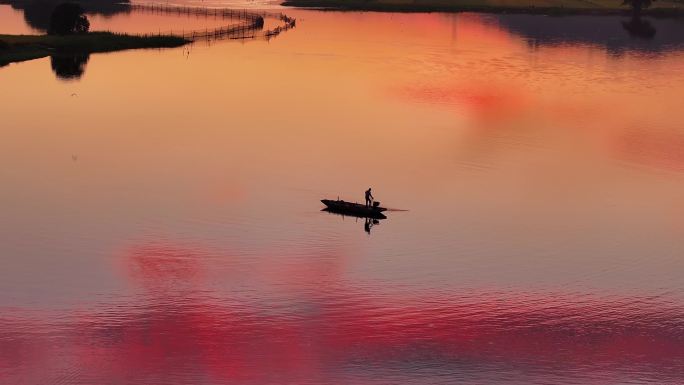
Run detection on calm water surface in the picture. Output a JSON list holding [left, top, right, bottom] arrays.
[[1, 3, 684, 384]]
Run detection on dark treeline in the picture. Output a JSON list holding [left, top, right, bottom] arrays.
[[2, 0, 131, 31]]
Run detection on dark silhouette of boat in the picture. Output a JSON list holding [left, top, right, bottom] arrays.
[[321, 199, 387, 219]]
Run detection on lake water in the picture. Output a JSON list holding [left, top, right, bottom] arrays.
[[2, 2, 684, 384]]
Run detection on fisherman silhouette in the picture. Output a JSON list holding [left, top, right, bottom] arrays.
[[365, 188, 374, 207]]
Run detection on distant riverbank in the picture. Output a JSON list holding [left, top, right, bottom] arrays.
[[0, 32, 188, 67], [282, 0, 684, 16]]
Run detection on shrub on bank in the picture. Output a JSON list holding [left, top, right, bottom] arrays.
[[48, 3, 90, 35]]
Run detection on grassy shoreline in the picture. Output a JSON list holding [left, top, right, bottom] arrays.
[[281, 0, 684, 16], [0, 32, 189, 67]]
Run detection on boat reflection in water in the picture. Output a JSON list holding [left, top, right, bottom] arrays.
[[321, 208, 385, 234]]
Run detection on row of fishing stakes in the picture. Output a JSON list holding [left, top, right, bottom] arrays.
[[131, 4, 295, 41]]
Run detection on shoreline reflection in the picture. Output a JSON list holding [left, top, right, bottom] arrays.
[[50, 52, 89, 80], [488, 13, 683, 53], [622, 16, 657, 39]]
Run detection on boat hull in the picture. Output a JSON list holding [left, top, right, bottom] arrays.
[[321, 199, 387, 219], [322, 208, 387, 220]]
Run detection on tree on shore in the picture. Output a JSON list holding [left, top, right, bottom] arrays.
[[622, 0, 654, 17], [48, 3, 90, 35]]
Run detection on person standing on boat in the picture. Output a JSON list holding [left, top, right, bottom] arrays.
[[365, 188, 374, 207]]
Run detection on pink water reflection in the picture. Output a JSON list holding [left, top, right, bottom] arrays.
[[1, 241, 683, 385]]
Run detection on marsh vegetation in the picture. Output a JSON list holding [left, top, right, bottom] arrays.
[[283, 0, 684, 15], [0, 32, 188, 67]]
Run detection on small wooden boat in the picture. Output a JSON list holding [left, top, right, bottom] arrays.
[[321, 199, 387, 219]]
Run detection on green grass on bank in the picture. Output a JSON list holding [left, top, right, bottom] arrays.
[[0, 32, 189, 67], [282, 0, 684, 15]]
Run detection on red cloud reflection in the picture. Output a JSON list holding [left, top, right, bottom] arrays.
[[614, 128, 684, 172], [1, 241, 683, 385], [394, 83, 528, 121], [126, 243, 205, 284]]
